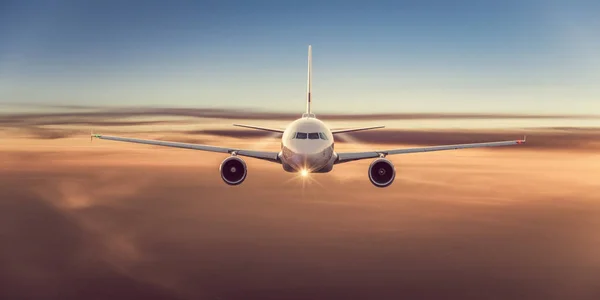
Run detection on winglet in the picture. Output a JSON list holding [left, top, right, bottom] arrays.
[[516, 135, 526, 144], [90, 130, 100, 142]]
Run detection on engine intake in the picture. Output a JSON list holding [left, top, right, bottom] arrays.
[[368, 158, 395, 187], [220, 156, 247, 185]]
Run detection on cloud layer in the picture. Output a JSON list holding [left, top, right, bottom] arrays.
[[2, 105, 600, 299], [1, 141, 600, 299]]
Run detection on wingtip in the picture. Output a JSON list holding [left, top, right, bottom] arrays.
[[90, 130, 100, 141]]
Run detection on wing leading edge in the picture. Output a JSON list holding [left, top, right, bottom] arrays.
[[335, 137, 526, 164], [91, 134, 280, 163]]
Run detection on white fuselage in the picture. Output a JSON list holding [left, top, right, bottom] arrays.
[[279, 117, 336, 173]]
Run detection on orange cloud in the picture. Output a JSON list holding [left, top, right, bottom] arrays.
[[1, 146, 599, 299], [2, 105, 600, 299]]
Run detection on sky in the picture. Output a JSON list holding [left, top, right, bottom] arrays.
[[0, 0, 599, 114]]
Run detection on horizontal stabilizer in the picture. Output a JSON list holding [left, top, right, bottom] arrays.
[[233, 124, 285, 133], [331, 126, 385, 134]]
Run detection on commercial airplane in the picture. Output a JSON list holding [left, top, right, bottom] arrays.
[[91, 45, 526, 187]]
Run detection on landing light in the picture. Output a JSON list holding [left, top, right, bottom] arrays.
[[301, 169, 309, 177]]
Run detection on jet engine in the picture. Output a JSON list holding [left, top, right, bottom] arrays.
[[220, 156, 247, 185], [368, 158, 395, 187]]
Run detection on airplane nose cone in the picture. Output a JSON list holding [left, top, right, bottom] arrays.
[[291, 153, 308, 165], [287, 142, 329, 156]]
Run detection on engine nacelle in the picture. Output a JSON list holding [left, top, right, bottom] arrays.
[[368, 158, 396, 187], [220, 156, 247, 185]]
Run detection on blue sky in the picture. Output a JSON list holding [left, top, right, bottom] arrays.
[[1, 0, 599, 114]]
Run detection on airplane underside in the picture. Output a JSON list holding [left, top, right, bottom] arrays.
[[219, 151, 397, 187], [279, 146, 336, 173], [281, 161, 334, 173]]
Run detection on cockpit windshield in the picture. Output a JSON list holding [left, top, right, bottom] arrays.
[[308, 132, 320, 139], [293, 132, 328, 140], [295, 132, 308, 139]]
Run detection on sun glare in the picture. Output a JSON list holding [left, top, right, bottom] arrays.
[[301, 169, 309, 177]]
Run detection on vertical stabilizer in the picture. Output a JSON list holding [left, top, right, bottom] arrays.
[[306, 45, 312, 115]]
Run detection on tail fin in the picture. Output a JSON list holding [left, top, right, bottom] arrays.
[[306, 45, 312, 115]]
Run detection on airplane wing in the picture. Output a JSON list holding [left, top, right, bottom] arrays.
[[335, 137, 526, 164], [331, 126, 385, 134], [233, 124, 285, 133], [91, 134, 280, 163]]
